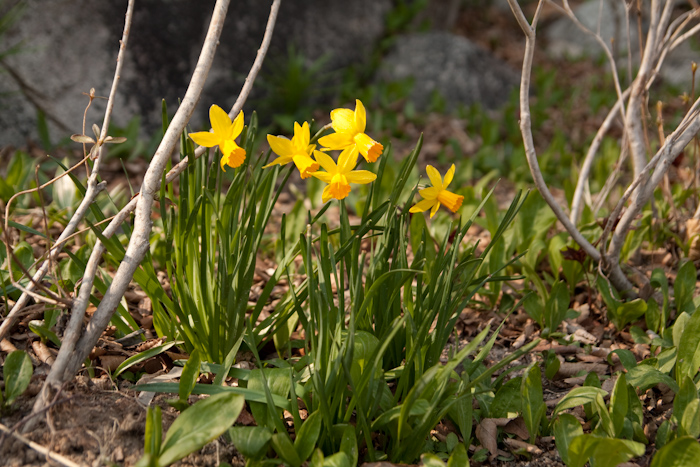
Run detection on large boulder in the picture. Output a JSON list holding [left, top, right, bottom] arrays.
[[0, 0, 391, 146], [379, 32, 520, 111]]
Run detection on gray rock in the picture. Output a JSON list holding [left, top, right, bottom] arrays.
[[545, 0, 638, 59], [545, 0, 696, 87], [379, 32, 520, 111], [0, 0, 391, 147]]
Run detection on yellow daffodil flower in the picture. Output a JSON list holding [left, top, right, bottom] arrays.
[[189, 104, 246, 171], [264, 121, 319, 179], [318, 99, 384, 163], [312, 146, 377, 203], [409, 164, 464, 218]]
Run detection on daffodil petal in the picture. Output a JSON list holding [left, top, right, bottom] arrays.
[[313, 150, 337, 173], [222, 140, 246, 168], [410, 198, 437, 213], [267, 134, 294, 157], [354, 99, 367, 133], [292, 154, 320, 179], [322, 185, 333, 204], [293, 121, 310, 151], [345, 170, 376, 185], [443, 164, 456, 187], [312, 171, 333, 183], [210, 105, 232, 137], [430, 200, 441, 218], [437, 189, 464, 212], [318, 132, 354, 150], [337, 146, 359, 174], [189, 131, 220, 148], [419, 187, 439, 199], [425, 165, 443, 190], [231, 110, 245, 139], [353, 133, 383, 163], [263, 155, 293, 168], [330, 108, 357, 134]]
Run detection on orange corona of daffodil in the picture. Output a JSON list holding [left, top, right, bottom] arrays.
[[312, 146, 377, 203], [264, 122, 319, 179], [188, 104, 246, 171], [409, 164, 464, 218], [318, 99, 384, 163]]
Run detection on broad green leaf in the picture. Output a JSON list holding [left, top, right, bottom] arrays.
[[553, 413, 582, 466], [349, 330, 380, 385], [294, 411, 322, 461], [490, 377, 522, 418], [421, 453, 447, 467], [522, 289, 544, 328], [650, 436, 700, 467], [553, 387, 608, 415], [675, 261, 697, 315], [673, 376, 697, 424], [248, 368, 292, 428], [593, 393, 615, 438], [336, 424, 358, 467], [545, 281, 569, 334], [3, 350, 33, 406], [271, 432, 302, 467], [521, 364, 545, 443], [646, 298, 661, 334], [132, 382, 291, 410], [614, 299, 647, 331], [627, 365, 679, 393], [544, 350, 560, 380], [311, 449, 324, 467], [7, 241, 34, 282], [447, 443, 469, 467], [676, 306, 700, 382], [448, 382, 473, 443], [178, 349, 201, 402], [680, 399, 700, 438], [113, 341, 179, 378], [227, 426, 272, 460], [609, 373, 629, 437], [607, 349, 637, 371], [568, 435, 645, 467], [673, 312, 691, 348], [144, 406, 162, 456], [656, 420, 672, 449], [158, 392, 244, 466], [322, 452, 350, 467]]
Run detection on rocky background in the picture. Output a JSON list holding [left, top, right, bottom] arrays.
[[0, 0, 696, 146]]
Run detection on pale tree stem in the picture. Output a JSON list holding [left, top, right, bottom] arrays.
[[607, 97, 700, 270], [506, 0, 602, 264], [29, 0, 234, 424]]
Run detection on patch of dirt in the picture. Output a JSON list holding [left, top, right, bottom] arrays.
[[0, 378, 243, 467]]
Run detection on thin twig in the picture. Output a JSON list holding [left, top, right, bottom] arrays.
[[506, 0, 602, 262], [0, 0, 136, 341]]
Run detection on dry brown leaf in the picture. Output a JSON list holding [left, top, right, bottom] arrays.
[[503, 417, 530, 440], [503, 438, 543, 455], [100, 355, 126, 372], [31, 340, 55, 365], [476, 418, 499, 458]]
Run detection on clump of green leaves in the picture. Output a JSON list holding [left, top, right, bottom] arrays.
[[1, 350, 33, 409]]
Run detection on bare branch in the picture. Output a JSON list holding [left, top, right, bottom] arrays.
[[507, 0, 602, 263]]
